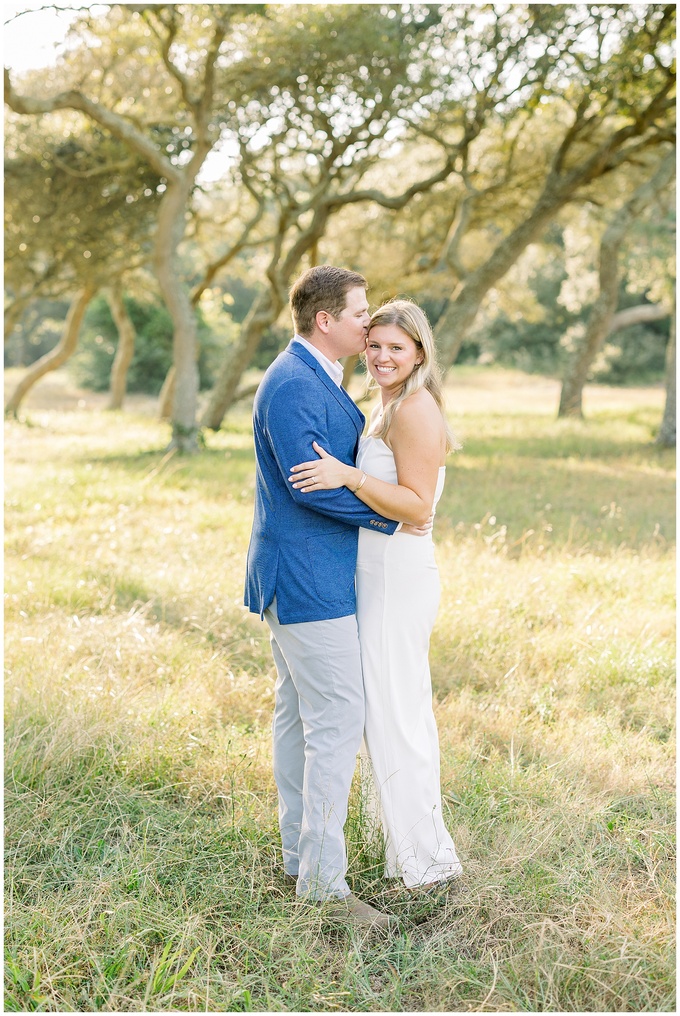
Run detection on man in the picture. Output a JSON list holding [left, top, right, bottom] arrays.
[[244, 265, 400, 929]]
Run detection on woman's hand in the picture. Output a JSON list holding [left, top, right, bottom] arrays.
[[288, 441, 357, 492], [401, 514, 434, 537]]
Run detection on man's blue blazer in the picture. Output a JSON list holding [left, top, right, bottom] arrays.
[[244, 339, 398, 624]]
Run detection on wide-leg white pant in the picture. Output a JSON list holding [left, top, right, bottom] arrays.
[[357, 529, 463, 888]]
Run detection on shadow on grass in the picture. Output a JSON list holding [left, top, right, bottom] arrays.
[[460, 429, 674, 463], [437, 449, 674, 554], [82, 444, 257, 496]]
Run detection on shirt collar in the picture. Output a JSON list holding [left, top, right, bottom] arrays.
[[295, 334, 344, 387]]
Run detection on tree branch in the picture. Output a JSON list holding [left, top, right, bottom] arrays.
[[190, 200, 268, 306], [52, 152, 136, 178], [4, 68, 179, 181], [143, 11, 198, 112], [3, 5, 91, 26], [197, 20, 227, 130], [326, 154, 455, 211], [609, 303, 670, 333]]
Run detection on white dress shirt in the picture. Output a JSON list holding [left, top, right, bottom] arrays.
[[295, 334, 344, 387]]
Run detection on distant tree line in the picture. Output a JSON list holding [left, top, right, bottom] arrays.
[[5, 261, 669, 393]]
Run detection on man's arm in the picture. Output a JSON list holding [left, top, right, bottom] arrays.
[[289, 394, 442, 526], [265, 377, 398, 533]]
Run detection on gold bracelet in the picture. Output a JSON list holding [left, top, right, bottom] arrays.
[[352, 471, 367, 493]]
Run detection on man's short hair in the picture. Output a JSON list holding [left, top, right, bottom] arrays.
[[289, 265, 367, 338]]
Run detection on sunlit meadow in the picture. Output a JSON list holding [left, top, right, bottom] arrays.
[[4, 368, 675, 1012]]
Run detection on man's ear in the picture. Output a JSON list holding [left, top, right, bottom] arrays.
[[316, 310, 332, 335]]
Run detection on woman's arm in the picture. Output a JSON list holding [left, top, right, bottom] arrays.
[[289, 392, 444, 527]]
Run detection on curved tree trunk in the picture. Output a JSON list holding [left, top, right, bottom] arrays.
[[656, 298, 676, 447], [200, 200, 337, 429], [5, 13, 230, 451], [105, 281, 136, 410], [432, 73, 677, 375], [434, 190, 568, 366], [5, 283, 96, 417], [153, 179, 202, 452], [558, 152, 675, 419], [558, 292, 620, 420], [4, 294, 32, 342], [557, 302, 671, 418], [200, 289, 278, 430], [158, 366, 176, 420]]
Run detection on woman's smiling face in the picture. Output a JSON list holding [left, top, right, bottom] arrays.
[[365, 323, 423, 399]]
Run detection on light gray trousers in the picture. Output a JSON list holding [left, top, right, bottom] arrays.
[[264, 599, 365, 900]]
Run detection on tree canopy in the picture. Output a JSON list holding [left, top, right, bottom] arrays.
[[4, 3, 676, 443]]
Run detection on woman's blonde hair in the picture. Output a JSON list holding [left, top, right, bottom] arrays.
[[367, 299, 457, 452]]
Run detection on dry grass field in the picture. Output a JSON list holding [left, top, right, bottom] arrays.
[[4, 367, 675, 1012]]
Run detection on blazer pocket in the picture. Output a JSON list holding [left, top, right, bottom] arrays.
[[305, 531, 356, 603]]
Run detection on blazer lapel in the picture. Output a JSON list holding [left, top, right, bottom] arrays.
[[287, 340, 365, 434]]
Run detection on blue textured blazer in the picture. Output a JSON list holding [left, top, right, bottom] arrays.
[[244, 339, 398, 624]]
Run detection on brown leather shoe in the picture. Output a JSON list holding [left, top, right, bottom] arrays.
[[319, 893, 394, 931], [283, 872, 297, 888]]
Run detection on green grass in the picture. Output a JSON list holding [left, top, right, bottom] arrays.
[[4, 370, 675, 1011]]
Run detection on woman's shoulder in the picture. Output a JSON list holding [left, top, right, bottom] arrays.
[[394, 387, 441, 427], [389, 389, 445, 457]]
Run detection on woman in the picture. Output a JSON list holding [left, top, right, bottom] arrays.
[[288, 299, 462, 890]]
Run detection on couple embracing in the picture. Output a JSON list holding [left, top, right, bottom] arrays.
[[245, 265, 462, 930]]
